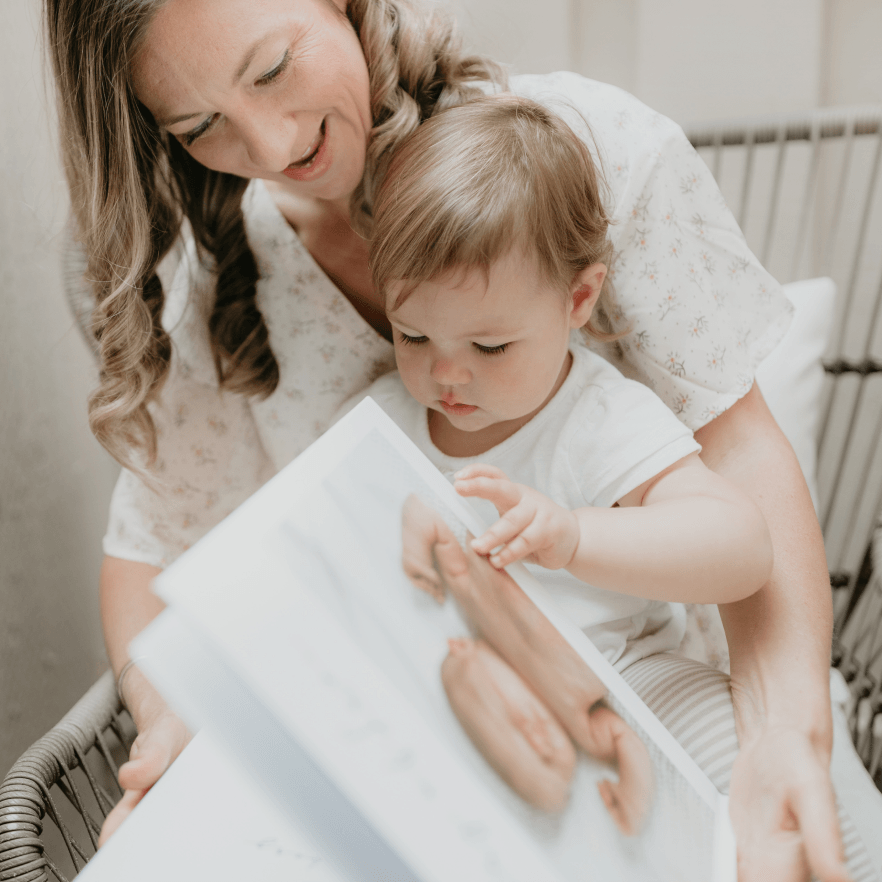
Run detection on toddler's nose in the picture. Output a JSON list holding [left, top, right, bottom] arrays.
[[430, 358, 471, 386]]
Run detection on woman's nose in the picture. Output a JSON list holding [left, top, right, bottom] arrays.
[[430, 357, 471, 386], [240, 117, 296, 173]]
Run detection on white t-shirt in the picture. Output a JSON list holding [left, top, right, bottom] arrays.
[[352, 342, 701, 670], [102, 73, 791, 568]]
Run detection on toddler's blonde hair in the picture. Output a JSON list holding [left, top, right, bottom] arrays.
[[371, 95, 621, 340]]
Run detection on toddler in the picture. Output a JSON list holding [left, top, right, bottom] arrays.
[[359, 96, 773, 829]]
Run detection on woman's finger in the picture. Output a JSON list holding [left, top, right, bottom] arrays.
[[789, 771, 850, 882], [98, 788, 147, 848]]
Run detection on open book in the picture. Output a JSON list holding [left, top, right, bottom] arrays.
[[129, 399, 735, 882]]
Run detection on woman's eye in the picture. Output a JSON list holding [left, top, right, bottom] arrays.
[[256, 50, 291, 86], [398, 332, 428, 346], [183, 114, 218, 146], [474, 343, 509, 356]]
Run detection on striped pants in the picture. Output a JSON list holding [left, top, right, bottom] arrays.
[[621, 653, 881, 882]]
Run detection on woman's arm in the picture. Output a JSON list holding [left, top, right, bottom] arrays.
[[694, 384, 849, 882], [457, 454, 773, 604], [98, 556, 191, 845]]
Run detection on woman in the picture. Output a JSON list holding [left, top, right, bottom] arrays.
[[45, 0, 876, 877]]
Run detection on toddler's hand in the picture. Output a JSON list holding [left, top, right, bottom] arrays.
[[454, 464, 579, 570]]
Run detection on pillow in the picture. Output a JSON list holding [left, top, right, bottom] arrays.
[[755, 277, 838, 513]]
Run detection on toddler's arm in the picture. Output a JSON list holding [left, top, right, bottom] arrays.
[[456, 454, 773, 604]]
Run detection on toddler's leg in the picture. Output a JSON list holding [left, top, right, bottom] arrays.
[[441, 637, 577, 812]]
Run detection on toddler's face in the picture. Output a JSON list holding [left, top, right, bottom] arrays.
[[387, 250, 602, 449]]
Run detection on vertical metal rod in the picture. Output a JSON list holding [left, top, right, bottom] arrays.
[[712, 128, 723, 180], [738, 129, 756, 231], [832, 128, 882, 358], [790, 118, 822, 281], [761, 125, 788, 267], [823, 115, 857, 276]]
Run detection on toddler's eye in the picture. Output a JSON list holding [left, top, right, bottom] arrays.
[[474, 343, 509, 356], [398, 332, 428, 346]]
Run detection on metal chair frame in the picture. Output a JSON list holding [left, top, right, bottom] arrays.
[[2, 104, 881, 878]]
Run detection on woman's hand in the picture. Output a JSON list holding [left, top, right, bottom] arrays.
[[98, 556, 191, 845], [695, 385, 847, 881], [454, 464, 579, 570], [98, 707, 192, 846], [728, 726, 850, 882]]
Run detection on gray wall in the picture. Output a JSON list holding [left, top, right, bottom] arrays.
[[1, 0, 118, 776], [2, 0, 880, 776]]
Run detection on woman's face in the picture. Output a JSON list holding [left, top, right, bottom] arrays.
[[133, 0, 372, 204]]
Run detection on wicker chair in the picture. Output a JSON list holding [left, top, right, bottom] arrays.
[[0, 674, 133, 881], [2, 104, 881, 879]]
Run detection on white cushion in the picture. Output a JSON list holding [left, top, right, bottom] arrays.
[[756, 277, 837, 513]]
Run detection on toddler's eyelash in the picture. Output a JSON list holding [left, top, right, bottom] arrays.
[[474, 343, 509, 355], [398, 332, 428, 346]]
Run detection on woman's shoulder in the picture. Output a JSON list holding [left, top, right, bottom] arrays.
[[509, 73, 685, 152]]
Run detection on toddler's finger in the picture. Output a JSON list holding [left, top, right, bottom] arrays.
[[455, 475, 522, 512], [471, 507, 533, 554], [454, 463, 509, 482], [489, 533, 534, 568]]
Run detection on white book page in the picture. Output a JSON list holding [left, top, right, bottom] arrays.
[[77, 727, 341, 882], [146, 399, 734, 882]]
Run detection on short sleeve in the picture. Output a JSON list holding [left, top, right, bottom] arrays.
[[559, 373, 701, 509], [511, 73, 793, 431], [602, 128, 793, 430], [102, 385, 275, 568]]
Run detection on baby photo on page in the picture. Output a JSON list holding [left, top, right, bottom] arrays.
[[271, 409, 723, 882]]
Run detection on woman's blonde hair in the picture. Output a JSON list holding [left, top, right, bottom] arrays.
[[44, 0, 504, 473], [371, 96, 620, 340]]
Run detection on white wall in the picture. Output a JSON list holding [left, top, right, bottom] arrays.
[[0, 0, 118, 775], [452, 0, 881, 126]]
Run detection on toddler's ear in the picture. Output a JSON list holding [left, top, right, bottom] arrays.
[[568, 263, 607, 329]]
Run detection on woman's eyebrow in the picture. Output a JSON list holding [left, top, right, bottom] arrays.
[[156, 110, 203, 128], [234, 35, 271, 84], [154, 34, 275, 128]]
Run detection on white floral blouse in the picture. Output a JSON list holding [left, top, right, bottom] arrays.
[[103, 72, 791, 569]]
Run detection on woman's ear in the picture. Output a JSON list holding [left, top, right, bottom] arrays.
[[568, 263, 607, 329]]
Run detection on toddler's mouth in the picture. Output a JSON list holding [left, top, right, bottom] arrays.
[[440, 400, 478, 416]]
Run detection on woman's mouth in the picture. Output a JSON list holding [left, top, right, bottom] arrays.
[[440, 400, 478, 416], [282, 120, 328, 181]]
